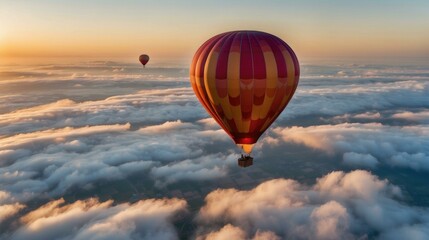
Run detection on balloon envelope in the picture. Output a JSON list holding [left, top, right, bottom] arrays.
[[190, 30, 300, 153], [139, 54, 150, 66]]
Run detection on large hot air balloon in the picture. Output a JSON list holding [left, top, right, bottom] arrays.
[[190, 31, 299, 162], [139, 54, 150, 68]]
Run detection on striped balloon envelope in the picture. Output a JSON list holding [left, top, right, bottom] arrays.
[[190, 30, 300, 154]]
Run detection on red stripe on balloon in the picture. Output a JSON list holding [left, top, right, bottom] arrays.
[[240, 33, 254, 121], [229, 95, 240, 106], [268, 85, 287, 118], [240, 32, 253, 80], [249, 118, 265, 133], [230, 33, 242, 53], [240, 79, 253, 120], [249, 32, 266, 79], [216, 33, 236, 79], [226, 118, 239, 134], [249, 32, 266, 106], [264, 35, 287, 79], [228, 33, 243, 107], [232, 133, 259, 144]]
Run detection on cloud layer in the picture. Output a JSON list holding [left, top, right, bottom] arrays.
[[0, 87, 205, 136], [196, 170, 429, 240], [8, 197, 187, 240], [0, 120, 235, 204], [267, 123, 429, 171], [4, 170, 429, 240], [1, 61, 429, 239]]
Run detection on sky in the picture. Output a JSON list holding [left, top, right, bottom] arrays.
[[1, 0, 429, 64], [1, 1, 429, 239]]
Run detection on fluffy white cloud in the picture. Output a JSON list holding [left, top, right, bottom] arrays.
[[329, 112, 382, 124], [196, 170, 429, 240], [311, 200, 352, 240], [252, 230, 281, 240], [139, 120, 197, 134], [280, 71, 428, 121], [353, 112, 382, 119], [196, 224, 281, 240], [150, 153, 236, 188], [0, 87, 206, 136], [342, 152, 379, 169], [267, 123, 429, 171], [0, 191, 26, 224], [0, 123, 131, 151], [0, 191, 13, 204], [392, 110, 429, 123], [198, 224, 246, 240], [7, 197, 187, 240], [0, 119, 234, 203], [0, 124, 150, 200], [0, 203, 25, 224]]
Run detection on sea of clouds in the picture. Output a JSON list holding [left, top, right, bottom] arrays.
[[0, 60, 428, 239]]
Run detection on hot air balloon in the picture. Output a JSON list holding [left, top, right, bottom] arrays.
[[139, 54, 150, 68], [190, 31, 299, 166]]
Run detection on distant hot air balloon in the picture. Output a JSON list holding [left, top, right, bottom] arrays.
[[190, 31, 299, 164], [139, 54, 150, 68]]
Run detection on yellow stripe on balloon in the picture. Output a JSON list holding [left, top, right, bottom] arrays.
[[230, 105, 242, 126], [227, 51, 243, 125], [251, 102, 260, 120], [227, 52, 241, 98], [259, 50, 278, 119], [236, 118, 251, 133], [218, 94, 233, 120], [204, 50, 221, 106]]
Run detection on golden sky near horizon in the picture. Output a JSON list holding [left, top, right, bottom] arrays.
[[1, 0, 428, 64]]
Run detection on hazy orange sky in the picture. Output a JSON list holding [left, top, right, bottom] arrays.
[[1, 0, 428, 64]]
